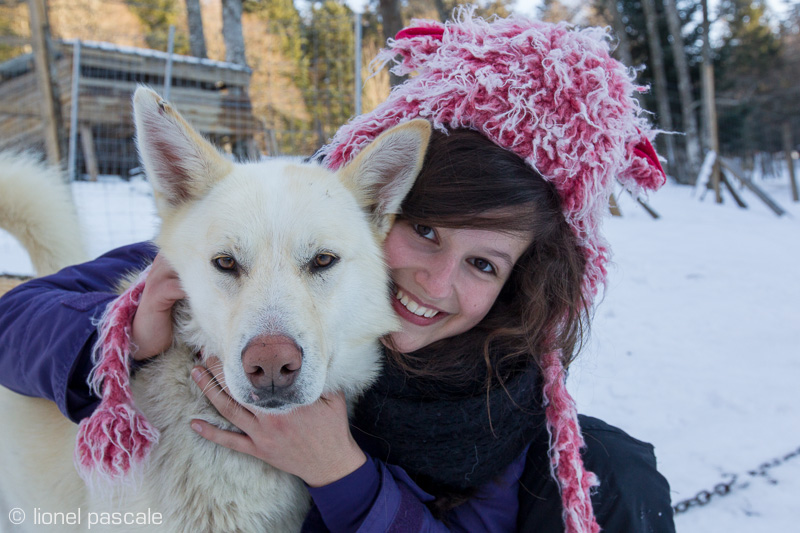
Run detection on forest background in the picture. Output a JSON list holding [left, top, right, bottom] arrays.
[[1, 0, 798, 182]]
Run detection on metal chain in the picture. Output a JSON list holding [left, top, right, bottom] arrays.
[[672, 445, 800, 515]]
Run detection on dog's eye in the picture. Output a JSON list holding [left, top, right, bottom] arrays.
[[213, 255, 237, 272], [312, 253, 338, 271]]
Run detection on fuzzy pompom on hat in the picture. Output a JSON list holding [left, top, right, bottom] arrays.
[[318, 8, 666, 533], [319, 8, 666, 302]]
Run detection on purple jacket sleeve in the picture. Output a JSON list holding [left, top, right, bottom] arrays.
[[0, 242, 158, 422], [307, 448, 526, 532]]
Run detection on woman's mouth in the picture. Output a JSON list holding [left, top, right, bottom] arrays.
[[395, 288, 439, 318], [392, 287, 447, 326]]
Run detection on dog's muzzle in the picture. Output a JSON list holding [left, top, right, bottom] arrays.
[[241, 334, 303, 408]]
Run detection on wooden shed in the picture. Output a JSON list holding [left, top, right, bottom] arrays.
[[0, 40, 262, 177]]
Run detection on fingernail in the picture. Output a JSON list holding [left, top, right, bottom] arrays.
[[191, 368, 202, 381], [191, 422, 203, 434]]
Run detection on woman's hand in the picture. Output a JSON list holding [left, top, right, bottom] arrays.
[[131, 253, 186, 361], [190, 357, 367, 487]]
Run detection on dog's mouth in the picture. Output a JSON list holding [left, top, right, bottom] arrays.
[[243, 389, 304, 412], [254, 398, 289, 409]]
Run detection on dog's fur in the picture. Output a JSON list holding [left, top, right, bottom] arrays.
[[0, 151, 87, 276], [0, 87, 430, 532]]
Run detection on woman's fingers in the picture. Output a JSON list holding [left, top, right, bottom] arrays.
[[190, 419, 256, 457], [191, 359, 257, 431], [189, 358, 366, 484], [131, 253, 186, 361]]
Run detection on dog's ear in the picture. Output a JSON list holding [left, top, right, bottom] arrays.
[[338, 119, 431, 238], [132, 86, 233, 215]]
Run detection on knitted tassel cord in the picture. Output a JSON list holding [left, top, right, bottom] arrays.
[[542, 351, 600, 533], [74, 267, 159, 485]]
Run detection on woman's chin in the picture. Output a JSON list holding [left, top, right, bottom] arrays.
[[384, 331, 426, 354]]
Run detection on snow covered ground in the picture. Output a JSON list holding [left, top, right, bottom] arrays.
[[572, 174, 800, 531], [1, 167, 798, 531]]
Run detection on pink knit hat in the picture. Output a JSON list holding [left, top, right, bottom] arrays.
[[317, 9, 666, 533], [319, 9, 666, 302]]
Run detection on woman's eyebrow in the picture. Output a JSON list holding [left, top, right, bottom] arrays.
[[483, 249, 514, 269]]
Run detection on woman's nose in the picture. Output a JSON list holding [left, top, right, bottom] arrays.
[[415, 253, 457, 300]]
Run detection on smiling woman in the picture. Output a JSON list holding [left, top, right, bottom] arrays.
[[343, 129, 590, 517]]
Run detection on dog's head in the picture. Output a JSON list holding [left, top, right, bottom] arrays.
[[132, 87, 430, 411]]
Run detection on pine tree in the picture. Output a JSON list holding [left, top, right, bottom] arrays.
[[715, 0, 784, 154], [665, 0, 701, 179], [125, 0, 189, 53], [303, 0, 355, 145], [185, 0, 207, 58]]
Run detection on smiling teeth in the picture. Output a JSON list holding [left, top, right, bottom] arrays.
[[395, 289, 439, 318]]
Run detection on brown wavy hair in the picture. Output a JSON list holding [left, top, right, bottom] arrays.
[[386, 129, 589, 387]]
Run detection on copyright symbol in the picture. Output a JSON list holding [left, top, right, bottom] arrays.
[[8, 508, 25, 524]]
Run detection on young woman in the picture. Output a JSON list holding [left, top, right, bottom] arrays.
[[0, 11, 675, 533]]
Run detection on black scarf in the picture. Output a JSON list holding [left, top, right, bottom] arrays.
[[352, 346, 548, 498]]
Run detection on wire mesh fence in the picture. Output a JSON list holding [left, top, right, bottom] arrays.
[[0, 0, 797, 276], [0, 0, 387, 275]]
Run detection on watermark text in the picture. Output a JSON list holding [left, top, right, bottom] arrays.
[[8, 507, 162, 529]]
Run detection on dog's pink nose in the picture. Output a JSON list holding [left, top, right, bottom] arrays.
[[241, 335, 302, 391]]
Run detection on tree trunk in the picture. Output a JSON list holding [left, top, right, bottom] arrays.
[[700, 0, 721, 201], [433, 0, 449, 21], [185, 0, 207, 59], [28, 0, 66, 166], [664, 0, 701, 182], [605, 0, 634, 67], [379, 0, 404, 86], [641, 0, 679, 181], [222, 0, 247, 66], [604, 0, 647, 108]]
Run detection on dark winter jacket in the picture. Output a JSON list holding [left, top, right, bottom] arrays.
[[0, 242, 675, 532]]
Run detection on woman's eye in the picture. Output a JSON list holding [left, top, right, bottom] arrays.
[[213, 255, 237, 271], [470, 258, 495, 274], [413, 224, 436, 240]]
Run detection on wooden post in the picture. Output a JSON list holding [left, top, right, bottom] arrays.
[[609, 193, 622, 217], [719, 171, 747, 208], [700, 0, 721, 203], [28, 0, 65, 166], [783, 122, 799, 202], [354, 11, 362, 117], [635, 197, 660, 219], [79, 124, 98, 182], [164, 25, 175, 102], [67, 40, 81, 182], [720, 158, 786, 217]]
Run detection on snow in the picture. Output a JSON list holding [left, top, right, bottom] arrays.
[[0, 175, 160, 275], [694, 150, 716, 196], [1, 164, 799, 531], [571, 172, 800, 531], [62, 40, 252, 73]]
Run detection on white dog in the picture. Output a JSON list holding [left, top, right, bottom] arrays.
[[0, 87, 430, 532]]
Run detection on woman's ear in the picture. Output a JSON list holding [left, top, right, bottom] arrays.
[[336, 119, 431, 238]]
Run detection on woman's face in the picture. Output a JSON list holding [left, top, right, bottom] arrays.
[[383, 219, 532, 353]]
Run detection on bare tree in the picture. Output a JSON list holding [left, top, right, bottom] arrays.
[[641, 0, 679, 180], [222, 0, 246, 66], [604, 0, 634, 67], [379, 0, 404, 86], [185, 0, 207, 59], [433, 0, 449, 21], [700, 0, 720, 201], [664, 0, 701, 180]]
